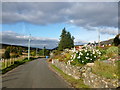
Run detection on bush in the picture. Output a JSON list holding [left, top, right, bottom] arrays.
[[3, 50, 10, 59], [70, 45, 101, 64], [10, 53, 19, 58], [106, 46, 118, 58], [92, 61, 119, 79]]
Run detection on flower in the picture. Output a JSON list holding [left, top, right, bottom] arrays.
[[77, 56, 80, 59], [82, 61, 84, 63], [85, 57, 89, 59], [85, 50, 87, 52], [87, 53, 89, 56]]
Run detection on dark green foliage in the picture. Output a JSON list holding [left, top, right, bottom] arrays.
[[31, 50, 36, 56], [58, 28, 74, 51], [39, 47, 50, 56], [114, 34, 120, 46], [3, 50, 10, 59], [4, 46, 23, 58]]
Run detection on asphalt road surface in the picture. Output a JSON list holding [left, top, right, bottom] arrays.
[[2, 58, 70, 88]]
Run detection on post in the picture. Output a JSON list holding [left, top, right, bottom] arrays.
[[98, 29, 100, 47], [28, 34, 31, 60], [36, 48, 38, 57]]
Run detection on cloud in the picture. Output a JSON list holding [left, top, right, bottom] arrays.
[[1, 31, 89, 48], [84, 26, 118, 35], [74, 39, 88, 45], [0, 31, 59, 49], [2, 2, 118, 28]]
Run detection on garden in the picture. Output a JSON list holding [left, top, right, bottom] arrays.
[[50, 44, 119, 79]]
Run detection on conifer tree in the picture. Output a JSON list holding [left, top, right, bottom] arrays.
[[58, 28, 74, 51]]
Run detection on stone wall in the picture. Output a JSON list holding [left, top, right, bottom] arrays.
[[52, 59, 119, 88]]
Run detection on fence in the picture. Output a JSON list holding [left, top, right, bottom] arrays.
[[0, 56, 27, 70]]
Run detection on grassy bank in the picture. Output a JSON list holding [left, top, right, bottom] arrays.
[[92, 60, 119, 79], [2, 57, 38, 74], [50, 64, 90, 88]]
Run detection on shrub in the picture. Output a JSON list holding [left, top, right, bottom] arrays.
[[106, 46, 118, 58], [3, 50, 10, 59], [92, 61, 119, 79], [70, 45, 101, 64]]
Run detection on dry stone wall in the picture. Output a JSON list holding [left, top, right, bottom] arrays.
[[52, 59, 119, 88]]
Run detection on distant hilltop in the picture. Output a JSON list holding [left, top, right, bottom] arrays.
[[100, 39, 113, 45], [0, 43, 42, 50]]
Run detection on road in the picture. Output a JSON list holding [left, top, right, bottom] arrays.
[[2, 58, 70, 88]]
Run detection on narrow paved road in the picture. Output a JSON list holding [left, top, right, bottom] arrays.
[[2, 58, 69, 88]]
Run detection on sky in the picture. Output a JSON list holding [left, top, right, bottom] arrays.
[[1, 1, 118, 49]]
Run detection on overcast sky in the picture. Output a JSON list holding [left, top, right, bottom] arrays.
[[1, 2, 118, 49]]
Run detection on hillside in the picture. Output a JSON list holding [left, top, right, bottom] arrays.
[[100, 39, 114, 45]]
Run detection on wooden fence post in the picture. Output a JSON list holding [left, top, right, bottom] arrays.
[[10, 58, 11, 66], [13, 58, 14, 64], [5, 59, 7, 68]]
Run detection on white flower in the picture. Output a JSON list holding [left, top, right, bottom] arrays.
[[87, 53, 89, 56], [71, 60, 73, 62], [93, 51, 95, 54], [85, 50, 87, 52], [94, 56, 96, 58], [77, 56, 80, 59], [85, 57, 89, 59], [90, 59, 92, 60], [82, 61, 84, 63], [99, 52, 101, 55]]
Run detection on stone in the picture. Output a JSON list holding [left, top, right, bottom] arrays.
[[86, 63, 94, 67]]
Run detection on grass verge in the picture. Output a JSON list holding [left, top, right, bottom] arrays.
[[50, 64, 90, 88], [2, 57, 38, 74]]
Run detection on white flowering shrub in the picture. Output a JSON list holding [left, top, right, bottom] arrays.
[[70, 45, 101, 64]]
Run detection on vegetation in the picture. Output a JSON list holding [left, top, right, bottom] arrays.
[[114, 34, 120, 46], [2, 57, 37, 74], [51, 64, 89, 88], [31, 50, 36, 56], [92, 61, 119, 79], [98, 46, 118, 61], [58, 28, 74, 51], [3, 50, 10, 59], [2, 46, 23, 58], [106, 46, 118, 58], [39, 46, 50, 56], [70, 45, 101, 64]]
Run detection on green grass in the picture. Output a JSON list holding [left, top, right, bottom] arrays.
[[92, 61, 119, 79], [2, 57, 37, 74], [50, 64, 90, 88]]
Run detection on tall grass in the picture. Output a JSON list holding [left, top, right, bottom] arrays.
[[92, 61, 119, 79]]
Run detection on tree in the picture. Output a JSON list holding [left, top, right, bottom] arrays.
[[58, 28, 74, 51], [31, 50, 36, 56], [39, 47, 50, 56], [114, 34, 120, 46], [3, 50, 10, 59]]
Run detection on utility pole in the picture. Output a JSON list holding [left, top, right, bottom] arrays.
[[98, 29, 100, 47], [36, 48, 38, 57], [43, 47, 44, 56], [28, 34, 31, 60]]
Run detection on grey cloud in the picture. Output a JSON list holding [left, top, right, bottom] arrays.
[[1, 31, 59, 49], [84, 26, 118, 35], [1, 31, 89, 48], [2, 2, 117, 28], [2, 2, 118, 36]]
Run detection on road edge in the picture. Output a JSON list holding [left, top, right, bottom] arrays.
[[47, 62, 75, 89]]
